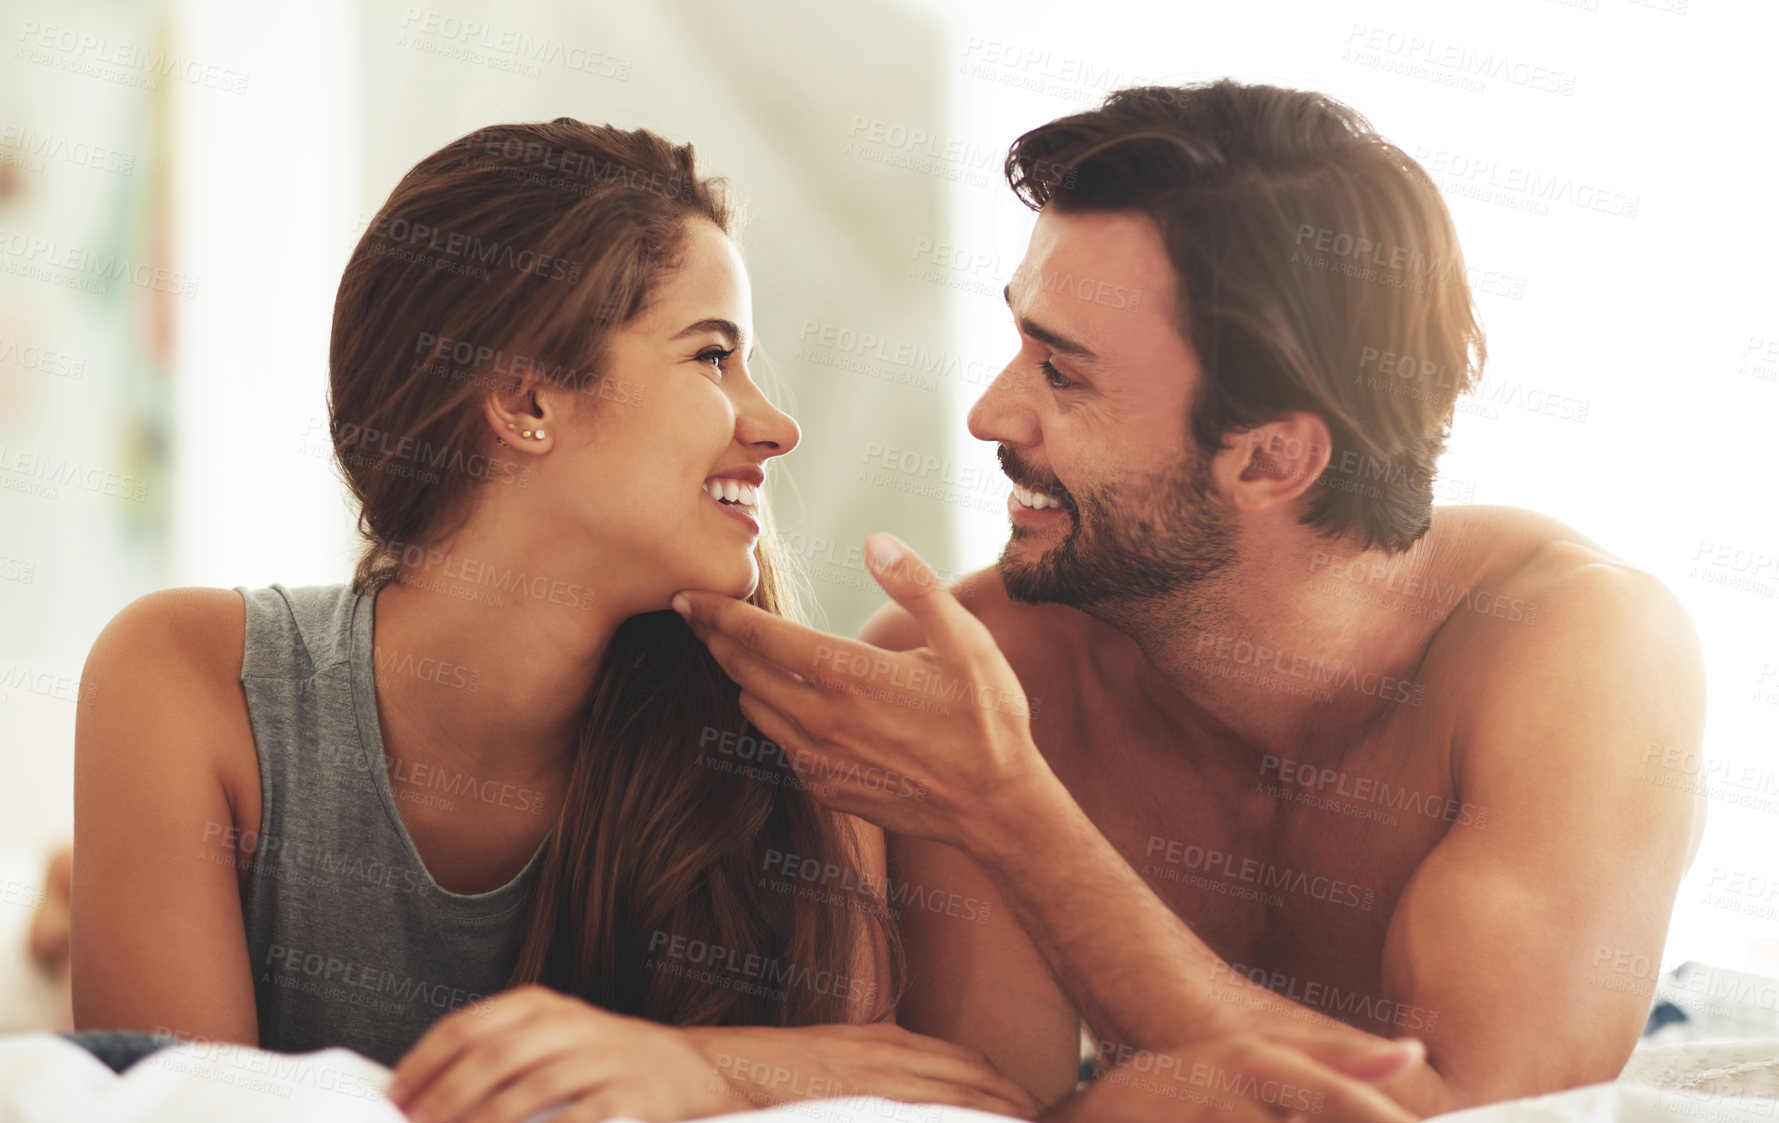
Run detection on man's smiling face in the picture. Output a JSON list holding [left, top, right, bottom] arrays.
[[968, 208, 1238, 610]]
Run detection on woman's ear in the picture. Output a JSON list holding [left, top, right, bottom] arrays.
[[482, 382, 555, 452]]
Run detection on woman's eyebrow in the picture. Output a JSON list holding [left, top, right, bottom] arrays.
[[673, 317, 757, 362], [673, 317, 747, 351]]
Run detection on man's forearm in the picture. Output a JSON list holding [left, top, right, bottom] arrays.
[[960, 770, 1242, 1049], [956, 770, 1460, 1115]]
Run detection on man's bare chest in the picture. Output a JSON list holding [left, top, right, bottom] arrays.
[[1033, 683, 1463, 1034]]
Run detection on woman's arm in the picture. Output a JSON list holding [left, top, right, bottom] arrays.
[[391, 810, 1041, 1121], [71, 589, 260, 1044], [680, 814, 1042, 1115], [395, 988, 1043, 1122]]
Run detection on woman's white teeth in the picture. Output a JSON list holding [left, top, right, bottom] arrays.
[[703, 479, 758, 507], [1011, 482, 1060, 510]]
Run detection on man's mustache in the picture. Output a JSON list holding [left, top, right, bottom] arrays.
[[997, 446, 1079, 514]]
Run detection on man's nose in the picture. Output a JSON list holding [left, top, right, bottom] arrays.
[[967, 359, 1038, 447]]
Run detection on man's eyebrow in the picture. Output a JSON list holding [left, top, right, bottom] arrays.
[[1003, 284, 1098, 361]]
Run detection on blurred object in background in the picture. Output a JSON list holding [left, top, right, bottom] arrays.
[[1, 0, 178, 864], [0, 845, 70, 1032]]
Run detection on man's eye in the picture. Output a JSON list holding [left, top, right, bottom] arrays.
[[1040, 359, 1074, 390], [697, 346, 735, 371]]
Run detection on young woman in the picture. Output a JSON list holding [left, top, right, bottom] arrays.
[[68, 119, 1038, 1123]]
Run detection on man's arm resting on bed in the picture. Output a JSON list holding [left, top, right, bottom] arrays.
[[934, 566, 1705, 1116]]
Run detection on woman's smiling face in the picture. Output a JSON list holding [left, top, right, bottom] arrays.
[[532, 220, 799, 609]]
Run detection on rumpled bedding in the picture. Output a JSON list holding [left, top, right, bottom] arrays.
[[2, 1031, 1776, 1122], [1429, 1041, 1779, 1122], [0, 1033, 401, 1122], [0, 1032, 1006, 1123]]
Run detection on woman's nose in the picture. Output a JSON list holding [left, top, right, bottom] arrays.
[[740, 391, 800, 457]]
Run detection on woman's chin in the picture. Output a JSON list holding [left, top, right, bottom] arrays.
[[673, 558, 759, 605]]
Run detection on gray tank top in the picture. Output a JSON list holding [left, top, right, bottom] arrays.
[[234, 583, 549, 1066]]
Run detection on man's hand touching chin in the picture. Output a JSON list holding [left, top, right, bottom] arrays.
[[673, 532, 1058, 849]]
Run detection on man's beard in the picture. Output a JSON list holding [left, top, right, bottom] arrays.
[[998, 444, 1237, 612]]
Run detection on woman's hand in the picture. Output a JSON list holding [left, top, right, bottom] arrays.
[[1049, 1029, 1423, 1123], [387, 985, 740, 1123], [682, 1022, 1044, 1119]]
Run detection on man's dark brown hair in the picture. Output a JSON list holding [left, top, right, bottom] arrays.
[[1006, 80, 1485, 553]]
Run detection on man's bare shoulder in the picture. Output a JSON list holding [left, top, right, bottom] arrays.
[[1421, 505, 1704, 770], [1426, 505, 1693, 644]]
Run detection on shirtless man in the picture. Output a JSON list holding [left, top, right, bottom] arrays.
[[676, 80, 1707, 1119]]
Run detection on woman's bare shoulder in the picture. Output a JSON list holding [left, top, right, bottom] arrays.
[[72, 587, 263, 1041], [91, 587, 245, 669], [79, 587, 256, 784]]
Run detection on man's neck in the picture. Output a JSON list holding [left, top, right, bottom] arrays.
[[1089, 530, 1460, 764]]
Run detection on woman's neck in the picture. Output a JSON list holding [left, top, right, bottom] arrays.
[[368, 529, 630, 787]]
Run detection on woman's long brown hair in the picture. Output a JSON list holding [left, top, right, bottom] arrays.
[[328, 119, 897, 1026]]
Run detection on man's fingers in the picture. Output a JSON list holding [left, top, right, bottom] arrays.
[[673, 591, 838, 679], [700, 626, 823, 713], [736, 694, 818, 766], [738, 694, 875, 814], [678, 587, 956, 722], [863, 533, 986, 661]]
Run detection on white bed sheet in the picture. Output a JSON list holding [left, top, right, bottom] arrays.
[[3, 1032, 1777, 1123], [0, 1033, 1006, 1123]]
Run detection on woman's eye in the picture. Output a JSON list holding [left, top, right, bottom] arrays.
[[1040, 358, 1074, 390], [697, 347, 735, 371]]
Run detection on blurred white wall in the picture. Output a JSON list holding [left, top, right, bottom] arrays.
[[0, 0, 363, 856], [168, 0, 363, 591]]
